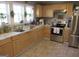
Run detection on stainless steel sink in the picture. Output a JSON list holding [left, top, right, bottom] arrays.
[[14, 29, 25, 32]]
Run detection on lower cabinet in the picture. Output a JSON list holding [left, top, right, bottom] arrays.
[[12, 26, 45, 56], [32, 26, 44, 42], [0, 38, 13, 57], [63, 28, 71, 42], [43, 26, 50, 39], [37, 26, 44, 40], [0, 26, 46, 56], [23, 32, 33, 47], [12, 31, 37, 56], [13, 39, 23, 56], [12, 33, 28, 56], [30, 30, 37, 44]]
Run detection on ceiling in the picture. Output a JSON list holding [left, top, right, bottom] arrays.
[[25, 1, 79, 5], [25, 1, 72, 5]]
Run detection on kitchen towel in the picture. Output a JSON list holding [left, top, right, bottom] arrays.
[[56, 28, 60, 34], [53, 27, 57, 33], [53, 27, 60, 34]]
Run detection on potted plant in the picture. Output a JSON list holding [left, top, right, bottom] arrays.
[[10, 10, 14, 18], [0, 13, 6, 33], [24, 11, 27, 17], [0, 13, 6, 24]]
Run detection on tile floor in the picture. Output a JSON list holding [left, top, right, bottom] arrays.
[[19, 39, 79, 57]]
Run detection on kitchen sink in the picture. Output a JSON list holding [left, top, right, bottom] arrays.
[[14, 29, 25, 32]]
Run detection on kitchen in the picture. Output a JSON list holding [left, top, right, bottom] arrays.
[[0, 1, 79, 57]]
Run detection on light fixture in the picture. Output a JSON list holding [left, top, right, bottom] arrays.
[[63, 9, 67, 12]]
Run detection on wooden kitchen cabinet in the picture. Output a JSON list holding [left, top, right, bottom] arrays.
[[38, 26, 44, 40], [42, 3, 73, 17], [28, 26, 44, 45], [63, 28, 71, 42], [42, 4, 67, 17], [23, 32, 34, 47], [12, 31, 35, 56], [43, 26, 50, 39], [35, 5, 43, 17], [12, 33, 28, 56], [35, 3, 73, 17], [12, 39, 23, 56], [66, 3, 73, 16], [31, 30, 38, 43], [0, 25, 49, 56], [35, 26, 44, 41], [29, 28, 42, 45], [42, 5, 53, 17], [0, 38, 13, 57], [35, 4, 53, 17]]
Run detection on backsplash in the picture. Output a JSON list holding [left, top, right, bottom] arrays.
[[36, 17, 53, 25], [36, 17, 72, 28]]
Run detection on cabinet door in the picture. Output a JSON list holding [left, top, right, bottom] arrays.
[[42, 5, 53, 17], [66, 3, 73, 16], [13, 33, 33, 56], [12, 34, 26, 56], [13, 39, 22, 56], [40, 27, 44, 40], [43, 26, 50, 39], [45, 8, 53, 17], [29, 30, 37, 44], [0, 42, 13, 57], [63, 28, 71, 42], [23, 32, 33, 47], [32, 28, 41, 42], [33, 26, 44, 42], [35, 5, 42, 17], [37, 27, 43, 41]]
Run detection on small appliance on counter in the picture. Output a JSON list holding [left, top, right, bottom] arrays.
[[39, 19, 44, 25]]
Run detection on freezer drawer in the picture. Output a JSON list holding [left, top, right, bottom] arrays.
[[69, 35, 79, 48]]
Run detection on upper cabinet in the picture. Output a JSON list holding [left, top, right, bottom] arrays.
[[42, 5, 53, 17], [66, 3, 73, 16], [35, 3, 73, 17], [35, 5, 43, 17], [42, 4, 67, 17]]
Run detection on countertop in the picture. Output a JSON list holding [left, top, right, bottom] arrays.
[[0, 25, 44, 40]]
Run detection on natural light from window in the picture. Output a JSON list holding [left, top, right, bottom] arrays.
[[13, 4, 24, 24], [0, 3, 9, 26], [25, 6, 34, 23]]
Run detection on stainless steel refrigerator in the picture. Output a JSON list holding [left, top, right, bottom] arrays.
[[69, 15, 79, 48]]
